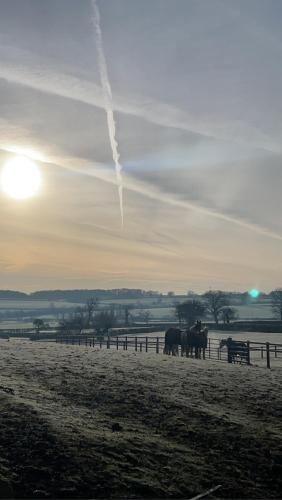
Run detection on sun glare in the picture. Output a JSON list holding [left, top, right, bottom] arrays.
[[249, 288, 260, 299], [1, 156, 41, 200]]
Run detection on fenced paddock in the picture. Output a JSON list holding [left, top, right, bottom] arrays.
[[55, 334, 282, 369]]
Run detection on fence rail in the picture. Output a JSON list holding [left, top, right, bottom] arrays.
[[55, 335, 282, 369]]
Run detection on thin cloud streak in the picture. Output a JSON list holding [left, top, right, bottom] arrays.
[[0, 45, 279, 154], [1, 143, 279, 245], [90, 0, 124, 226]]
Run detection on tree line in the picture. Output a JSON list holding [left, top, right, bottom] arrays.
[[175, 288, 282, 326], [31, 288, 282, 335]]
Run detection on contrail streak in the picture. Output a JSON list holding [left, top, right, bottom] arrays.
[[1, 141, 282, 244], [91, 0, 124, 227]]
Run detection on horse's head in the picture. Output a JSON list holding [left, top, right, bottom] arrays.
[[220, 337, 232, 349], [219, 339, 227, 349]]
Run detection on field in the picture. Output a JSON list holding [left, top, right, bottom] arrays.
[[0, 300, 77, 310], [0, 340, 281, 499], [0, 297, 276, 331], [127, 329, 282, 345]]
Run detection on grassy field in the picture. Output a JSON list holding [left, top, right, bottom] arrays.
[[0, 300, 77, 310], [0, 340, 281, 499], [0, 298, 275, 323]]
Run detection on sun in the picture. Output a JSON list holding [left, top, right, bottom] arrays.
[[1, 155, 41, 200]]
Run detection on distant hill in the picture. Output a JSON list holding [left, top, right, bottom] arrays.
[[0, 289, 163, 302], [0, 290, 28, 299], [0, 288, 272, 303]]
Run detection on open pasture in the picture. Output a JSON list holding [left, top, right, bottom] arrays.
[[0, 340, 281, 499], [0, 299, 77, 310]]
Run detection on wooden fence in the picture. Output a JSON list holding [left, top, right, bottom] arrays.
[[55, 335, 282, 369]]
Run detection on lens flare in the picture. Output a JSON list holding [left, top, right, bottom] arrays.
[[249, 289, 260, 299], [1, 156, 41, 200]]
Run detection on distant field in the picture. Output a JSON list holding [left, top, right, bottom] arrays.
[[235, 304, 273, 319], [127, 329, 282, 344], [101, 298, 177, 308], [0, 298, 276, 330], [0, 300, 78, 310], [0, 320, 58, 329]]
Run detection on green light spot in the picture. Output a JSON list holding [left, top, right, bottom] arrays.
[[249, 289, 260, 299]]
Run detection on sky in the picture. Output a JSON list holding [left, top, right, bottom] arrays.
[[0, 0, 282, 293]]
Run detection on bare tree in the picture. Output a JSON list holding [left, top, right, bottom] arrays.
[[75, 306, 85, 321], [33, 318, 45, 334], [121, 304, 134, 326], [175, 300, 206, 327], [138, 310, 152, 324], [220, 307, 238, 324], [203, 290, 229, 325], [94, 311, 116, 334], [59, 305, 88, 334], [85, 297, 98, 326], [270, 288, 282, 320]]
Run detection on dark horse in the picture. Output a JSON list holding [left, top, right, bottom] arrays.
[[164, 326, 208, 358], [220, 337, 249, 364], [163, 328, 182, 355], [181, 326, 208, 358]]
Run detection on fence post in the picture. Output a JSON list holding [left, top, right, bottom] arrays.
[[266, 342, 270, 369], [78, 336, 80, 346], [116, 337, 119, 350], [261, 346, 264, 359], [135, 337, 137, 351], [85, 336, 88, 346], [203, 348, 206, 360], [140, 342, 142, 352], [125, 336, 128, 350], [145, 337, 148, 352], [246, 341, 250, 365], [208, 338, 211, 359], [107, 335, 110, 349], [275, 345, 277, 358], [156, 337, 159, 354], [100, 337, 102, 349]]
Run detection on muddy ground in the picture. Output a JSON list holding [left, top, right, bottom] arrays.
[[0, 339, 281, 499]]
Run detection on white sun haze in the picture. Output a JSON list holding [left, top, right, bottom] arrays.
[[1, 155, 41, 200]]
